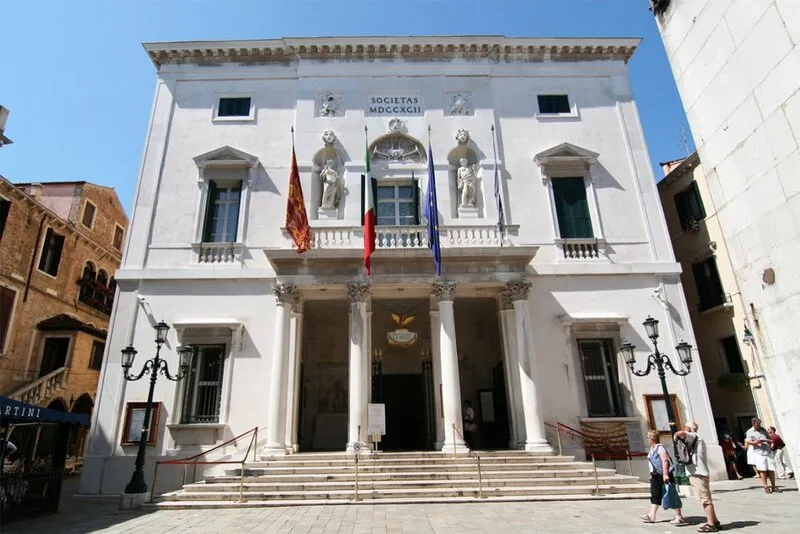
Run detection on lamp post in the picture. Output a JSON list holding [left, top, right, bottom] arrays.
[[619, 316, 693, 450], [121, 321, 194, 495]]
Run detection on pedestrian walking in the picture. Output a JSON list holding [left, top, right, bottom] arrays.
[[720, 434, 743, 480], [641, 429, 686, 526], [675, 422, 721, 532], [767, 426, 794, 480], [744, 418, 778, 493]]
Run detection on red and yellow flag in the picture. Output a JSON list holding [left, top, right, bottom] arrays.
[[286, 147, 311, 253]]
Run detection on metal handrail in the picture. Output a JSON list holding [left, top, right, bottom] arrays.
[[149, 426, 261, 503], [451, 424, 484, 498], [545, 421, 646, 461]]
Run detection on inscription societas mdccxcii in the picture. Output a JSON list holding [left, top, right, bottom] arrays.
[[367, 94, 424, 116]]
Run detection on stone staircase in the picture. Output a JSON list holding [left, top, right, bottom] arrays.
[[152, 450, 649, 509], [10, 366, 68, 405]]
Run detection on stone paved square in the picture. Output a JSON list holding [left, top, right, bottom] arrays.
[[4, 478, 798, 533]]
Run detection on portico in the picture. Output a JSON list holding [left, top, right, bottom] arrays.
[[260, 241, 549, 456]]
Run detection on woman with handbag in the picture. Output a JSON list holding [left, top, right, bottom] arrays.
[[641, 429, 687, 526]]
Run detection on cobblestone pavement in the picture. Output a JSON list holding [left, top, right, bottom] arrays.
[[5, 477, 798, 533]]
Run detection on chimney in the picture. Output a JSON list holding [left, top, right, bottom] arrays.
[[30, 183, 44, 200]]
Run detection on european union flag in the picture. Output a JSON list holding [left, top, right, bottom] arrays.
[[422, 141, 442, 276]]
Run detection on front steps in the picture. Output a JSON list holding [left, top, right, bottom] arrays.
[[152, 450, 649, 509]]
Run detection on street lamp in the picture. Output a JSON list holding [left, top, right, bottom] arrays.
[[121, 321, 194, 495], [619, 316, 693, 445]]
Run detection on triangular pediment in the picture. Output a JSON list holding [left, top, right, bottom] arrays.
[[533, 142, 599, 166], [194, 145, 259, 168]]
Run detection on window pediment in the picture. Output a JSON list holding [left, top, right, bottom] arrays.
[[534, 142, 599, 168], [193, 146, 259, 172]]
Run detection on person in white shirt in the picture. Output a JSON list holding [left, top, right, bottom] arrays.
[[745, 417, 778, 493], [675, 422, 720, 533]]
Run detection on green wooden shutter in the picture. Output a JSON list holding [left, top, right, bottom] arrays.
[[690, 181, 706, 219], [202, 180, 218, 242], [674, 191, 689, 223], [553, 177, 593, 239]]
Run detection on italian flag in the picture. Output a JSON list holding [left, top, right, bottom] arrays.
[[364, 143, 376, 275]]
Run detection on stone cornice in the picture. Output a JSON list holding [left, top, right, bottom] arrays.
[[144, 36, 640, 68]]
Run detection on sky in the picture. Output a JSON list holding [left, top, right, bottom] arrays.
[[0, 0, 695, 214]]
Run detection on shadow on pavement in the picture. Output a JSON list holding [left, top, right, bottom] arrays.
[[721, 521, 761, 530], [4, 477, 156, 534]]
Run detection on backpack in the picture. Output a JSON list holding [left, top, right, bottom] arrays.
[[676, 435, 697, 466]]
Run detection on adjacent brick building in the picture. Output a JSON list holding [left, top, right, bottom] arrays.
[[0, 176, 128, 462]]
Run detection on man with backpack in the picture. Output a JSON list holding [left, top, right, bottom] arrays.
[[675, 422, 721, 532]]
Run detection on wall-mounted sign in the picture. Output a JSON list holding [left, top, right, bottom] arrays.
[[367, 94, 424, 116]]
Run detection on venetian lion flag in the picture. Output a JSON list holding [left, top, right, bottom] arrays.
[[363, 141, 376, 274], [286, 146, 312, 253]]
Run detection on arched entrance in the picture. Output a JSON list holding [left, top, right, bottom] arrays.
[[46, 398, 67, 412], [69, 394, 94, 461]]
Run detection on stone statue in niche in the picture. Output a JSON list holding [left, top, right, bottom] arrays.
[[457, 157, 478, 208], [319, 159, 341, 209]]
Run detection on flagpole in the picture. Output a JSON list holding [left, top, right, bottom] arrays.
[[491, 124, 506, 247], [291, 125, 295, 148]]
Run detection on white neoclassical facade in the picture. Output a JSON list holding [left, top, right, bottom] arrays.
[[80, 36, 724, 494]]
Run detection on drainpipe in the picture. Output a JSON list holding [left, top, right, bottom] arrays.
[[24, 215, 47, 302], [745, 308, 780, 430]]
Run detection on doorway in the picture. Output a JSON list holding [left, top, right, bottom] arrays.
[[381, 374, 425, 451], [39, 337, 71, 377]]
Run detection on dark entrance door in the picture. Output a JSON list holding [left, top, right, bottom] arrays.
[[381, 374, 425, 451], [39, 337, 70, 377]]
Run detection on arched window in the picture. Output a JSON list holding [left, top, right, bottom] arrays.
[[107, 277, 117, 311], [97, 269, 108, 288], [82, 262, 96, 281], [79, 262, 96, 303]]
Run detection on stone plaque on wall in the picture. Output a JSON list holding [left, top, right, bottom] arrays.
[[367, 94, 424, 116]]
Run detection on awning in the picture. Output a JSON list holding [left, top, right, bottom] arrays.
[[0, 397, 89, 426]]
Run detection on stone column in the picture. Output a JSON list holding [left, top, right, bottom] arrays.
[[285, 299, 303, 452], [430, 297, 445, 449], [263, 283, 297, 456], [507, 280, 551, 452], [347, 283, 370, 453], [433, 281, 468, 454], [498, 290, 523, 449]]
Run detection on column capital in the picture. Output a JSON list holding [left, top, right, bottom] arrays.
[[506, 279, 532, 302], [290, 297, 303, 314], [273, 283, 299, 306], [432, 281, 457, 302], [498, 290, 514, 310], [347, 283, 371, 303]]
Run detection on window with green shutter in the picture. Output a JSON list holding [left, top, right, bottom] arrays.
[[552, 177, 593, 239], [674, 181, 705, 230], [692, 256, 726, 310]]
